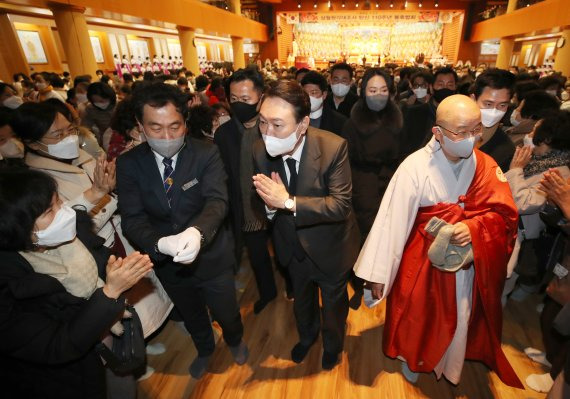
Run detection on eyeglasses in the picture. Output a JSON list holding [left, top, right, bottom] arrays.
[[437, 124, 482, 138], [44, 125, 80, 141]]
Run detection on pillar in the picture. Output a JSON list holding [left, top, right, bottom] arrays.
[[0, 13, 30, 81], [553, 29, 570, 77], [496, 39, 515, 69], [495, 0, 518, 69], [177, 26, 200, 75], [230, 0, 241, 16], [232, 37, 245, 69], [506, 0, 517, 13], [49, 3, 98, 78]]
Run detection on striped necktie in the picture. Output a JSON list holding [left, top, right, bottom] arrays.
[[162, 157, 174, 206]]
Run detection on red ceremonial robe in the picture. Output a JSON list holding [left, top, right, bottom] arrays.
[[382, 149, 523, 388]]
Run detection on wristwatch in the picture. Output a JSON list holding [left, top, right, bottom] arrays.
[[284, 196, 295, 211]]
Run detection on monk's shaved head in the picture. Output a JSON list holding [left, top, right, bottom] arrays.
[[436, 95, 481, 130], [431, 94, 483, 161]]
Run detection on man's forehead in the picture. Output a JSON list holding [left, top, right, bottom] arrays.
[[143, 103, 183, 119], [260, 97, 294, 119], [436, 74, 454, 82]]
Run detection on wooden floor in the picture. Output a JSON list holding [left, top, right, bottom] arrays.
[[139, 264, 550, 399]]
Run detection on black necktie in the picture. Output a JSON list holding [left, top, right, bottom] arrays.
[[286, 158, 297, 196], [162, 157, 174, 207]]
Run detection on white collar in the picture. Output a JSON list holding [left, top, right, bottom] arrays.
[[283, 135, 306, 164], [152, 149, 180, 164]]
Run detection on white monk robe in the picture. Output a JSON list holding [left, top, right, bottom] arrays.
[[354, 136, 476, 384]]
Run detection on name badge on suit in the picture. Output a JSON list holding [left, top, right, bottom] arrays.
[[182, 178, 199, 191]]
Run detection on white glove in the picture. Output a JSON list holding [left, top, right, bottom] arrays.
[[172, 227, 202, 265], [157, 235, 179, 257]]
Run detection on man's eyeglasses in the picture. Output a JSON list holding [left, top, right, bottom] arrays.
[[437, 124, 482, 138]]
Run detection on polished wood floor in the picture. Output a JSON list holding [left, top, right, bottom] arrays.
[[139, 264, 549, 399]]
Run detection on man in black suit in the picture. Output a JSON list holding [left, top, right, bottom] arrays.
[[116, 82, 247, 380], [324, 63, 359, 118], [214, 67, 280, 313], [300, 71, 347, 138], [252, 80, 360, 370], [399, 67, 458, 160], [471, 69, 516, 172]]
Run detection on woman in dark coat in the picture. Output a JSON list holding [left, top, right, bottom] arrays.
[[0, 168, 152, 399], [342, 68, 403, 309], [342, 68, 403, 241]]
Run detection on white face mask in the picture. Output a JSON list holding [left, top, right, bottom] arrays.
[[35, 82, 47, 90], [262, 123, 302, 157], [562, 91, 570, 101], [38, 134, 80, 159], [76, 93, 88, 104], [0, 138, 25, 159], [394, 76, 401, 84], [218, 115, 231, 125], [440, 132, 477, 159], [480, 107, 506, 128], [309, 96, 323, 112], [309, 96, 324, 119], [523, 134, 535, 149], [93, 101, 110, 110], [142, 127, 185, 159], [35, 205, 77, 247], [2, 95, 23, 109], [510, 109, 520, 126], [331, 83, 350, 98], [413, 88, 428, 99]]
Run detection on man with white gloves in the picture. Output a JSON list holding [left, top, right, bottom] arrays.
[[117, 82, 247, 380]]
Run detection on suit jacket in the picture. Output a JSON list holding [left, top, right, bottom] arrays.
[[324, 90, 359, 118], [253, 127, 360, 275], [116, 137, 234, 283], [318, 105, 348, 139], [214, 118, 243, 232], [479, 126, 515, 173]]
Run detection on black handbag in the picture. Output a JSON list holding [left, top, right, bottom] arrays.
[[96, 304, 146, 376]]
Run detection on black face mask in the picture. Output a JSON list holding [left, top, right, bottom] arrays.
[[433, 88, 456, 103], [230, 101, 258, 123]]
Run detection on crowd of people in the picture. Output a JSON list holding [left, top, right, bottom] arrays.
[[0, 58, 569, 399]]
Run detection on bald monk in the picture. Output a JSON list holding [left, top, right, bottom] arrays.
[[354, 95, 523, 388]]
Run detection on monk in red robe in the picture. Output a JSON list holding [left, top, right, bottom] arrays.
[[354, 95, 522, 388]]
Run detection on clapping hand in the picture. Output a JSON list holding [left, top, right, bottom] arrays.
[[509, 146, 532, 170], [103, 252, 153, 299], [540, 169, 570, 219]]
